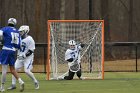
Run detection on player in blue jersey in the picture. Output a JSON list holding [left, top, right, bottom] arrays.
[[0, 18, 24, 92]]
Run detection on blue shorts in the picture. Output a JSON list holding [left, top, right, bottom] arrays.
[[0, 50, 16, 66]]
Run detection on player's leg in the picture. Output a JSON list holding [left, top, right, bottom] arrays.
[[7, 75, 17, 90], [76, 65, 82, 79], [64, 70, 75, 80], [7, 59, 23, 90], [24, 68, 39, 89], [8, 51, 24, 92], [76, 69, 82, 78], [24, 58, 39, 89], [0, 50, 10, 92], [9, 66, 24, 92], [0, 65, 8, 92]]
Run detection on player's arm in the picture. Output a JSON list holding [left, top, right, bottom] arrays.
[[0, 30, 3, 43], [18, 49, 34, 60], [25, 49, 34, 57], [0, 30, 3, 37], [18, 38, 35, 60], [66, 58, 74, 62], [25, 37, 35, 57]]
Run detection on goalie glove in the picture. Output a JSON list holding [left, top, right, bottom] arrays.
[[79, 43, 85, 48], [17, 53, 26, 60], [80, 44, 85, 48]]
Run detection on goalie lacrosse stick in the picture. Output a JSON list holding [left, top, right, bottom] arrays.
[[81, 22, 102, 58]]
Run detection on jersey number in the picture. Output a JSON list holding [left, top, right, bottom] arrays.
[[11, 32, 19, 44], [20, 42, 26, 52]]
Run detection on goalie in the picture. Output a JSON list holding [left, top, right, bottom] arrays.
[[62, 40, 84, 80]]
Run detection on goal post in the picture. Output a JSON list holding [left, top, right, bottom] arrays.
[[47, 20, 104, 80]]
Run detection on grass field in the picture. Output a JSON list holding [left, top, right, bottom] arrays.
[[2, 72, 140, 93]]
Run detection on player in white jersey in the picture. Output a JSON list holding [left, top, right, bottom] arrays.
[[7, 25, 39, 90], [63, 40, 84, 80]]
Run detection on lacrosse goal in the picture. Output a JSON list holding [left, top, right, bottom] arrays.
[[47, 20, 104, 80]]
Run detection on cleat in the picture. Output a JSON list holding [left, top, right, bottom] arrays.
[[57, 77, 64, 80], [35, 82, 39, 89], [0, 88, 5, 92], [79, 77, 85, 80], [0, 84, 5, 92], [19, 83, 24, 92], [57, 76, 64, 80], [7, 85, 16, 90]]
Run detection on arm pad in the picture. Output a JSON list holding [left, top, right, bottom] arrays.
[[25, 50, 34, 57], [67, 58, 74, 62]]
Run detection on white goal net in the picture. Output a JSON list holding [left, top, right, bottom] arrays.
[[47, 20, 104, 80]]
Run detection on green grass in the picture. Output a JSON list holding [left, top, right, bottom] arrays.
[[2, 72, 140, 93]]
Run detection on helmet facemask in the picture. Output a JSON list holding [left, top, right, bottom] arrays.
[[69, 40, 76, 49], [18, 25, 29, 38]]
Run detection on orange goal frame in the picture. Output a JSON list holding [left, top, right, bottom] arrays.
[[47, 20, 104, 80]]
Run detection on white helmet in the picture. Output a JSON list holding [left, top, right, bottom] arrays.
[[69, 40, 76, 45], [18, 25, 30, 35], [8, 18, 17, 25]]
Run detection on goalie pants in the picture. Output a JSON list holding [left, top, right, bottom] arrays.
[[64, 65, 81, 80]]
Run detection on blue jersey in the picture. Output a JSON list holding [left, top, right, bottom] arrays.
[[0, 26, 20, 50], [0, 26, 20, 66]]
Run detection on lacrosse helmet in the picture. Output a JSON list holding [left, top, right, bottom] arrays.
[[18, 25, 30, 36], [69, 40, 76, 46], [8, 18, 17, 25]]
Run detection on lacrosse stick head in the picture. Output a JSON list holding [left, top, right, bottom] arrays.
[[69, 62, 80, 72]]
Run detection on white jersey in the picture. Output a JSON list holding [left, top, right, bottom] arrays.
[[65, 45, 82, 66], [18, 35, 35, 56], [15, 35, 35, 70]]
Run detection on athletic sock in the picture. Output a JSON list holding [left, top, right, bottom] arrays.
[[18, 78, 24, 84]]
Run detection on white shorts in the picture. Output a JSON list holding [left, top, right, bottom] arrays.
[[15, 55, 34, 71]]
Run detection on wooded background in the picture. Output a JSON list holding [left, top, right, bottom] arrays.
[[0, 0, 140, 43]]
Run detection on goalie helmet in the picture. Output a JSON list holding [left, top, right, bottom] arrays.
[[18, 25, 30, 35], [8, 18, 17, 25], [69, 40, 76, 46]]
